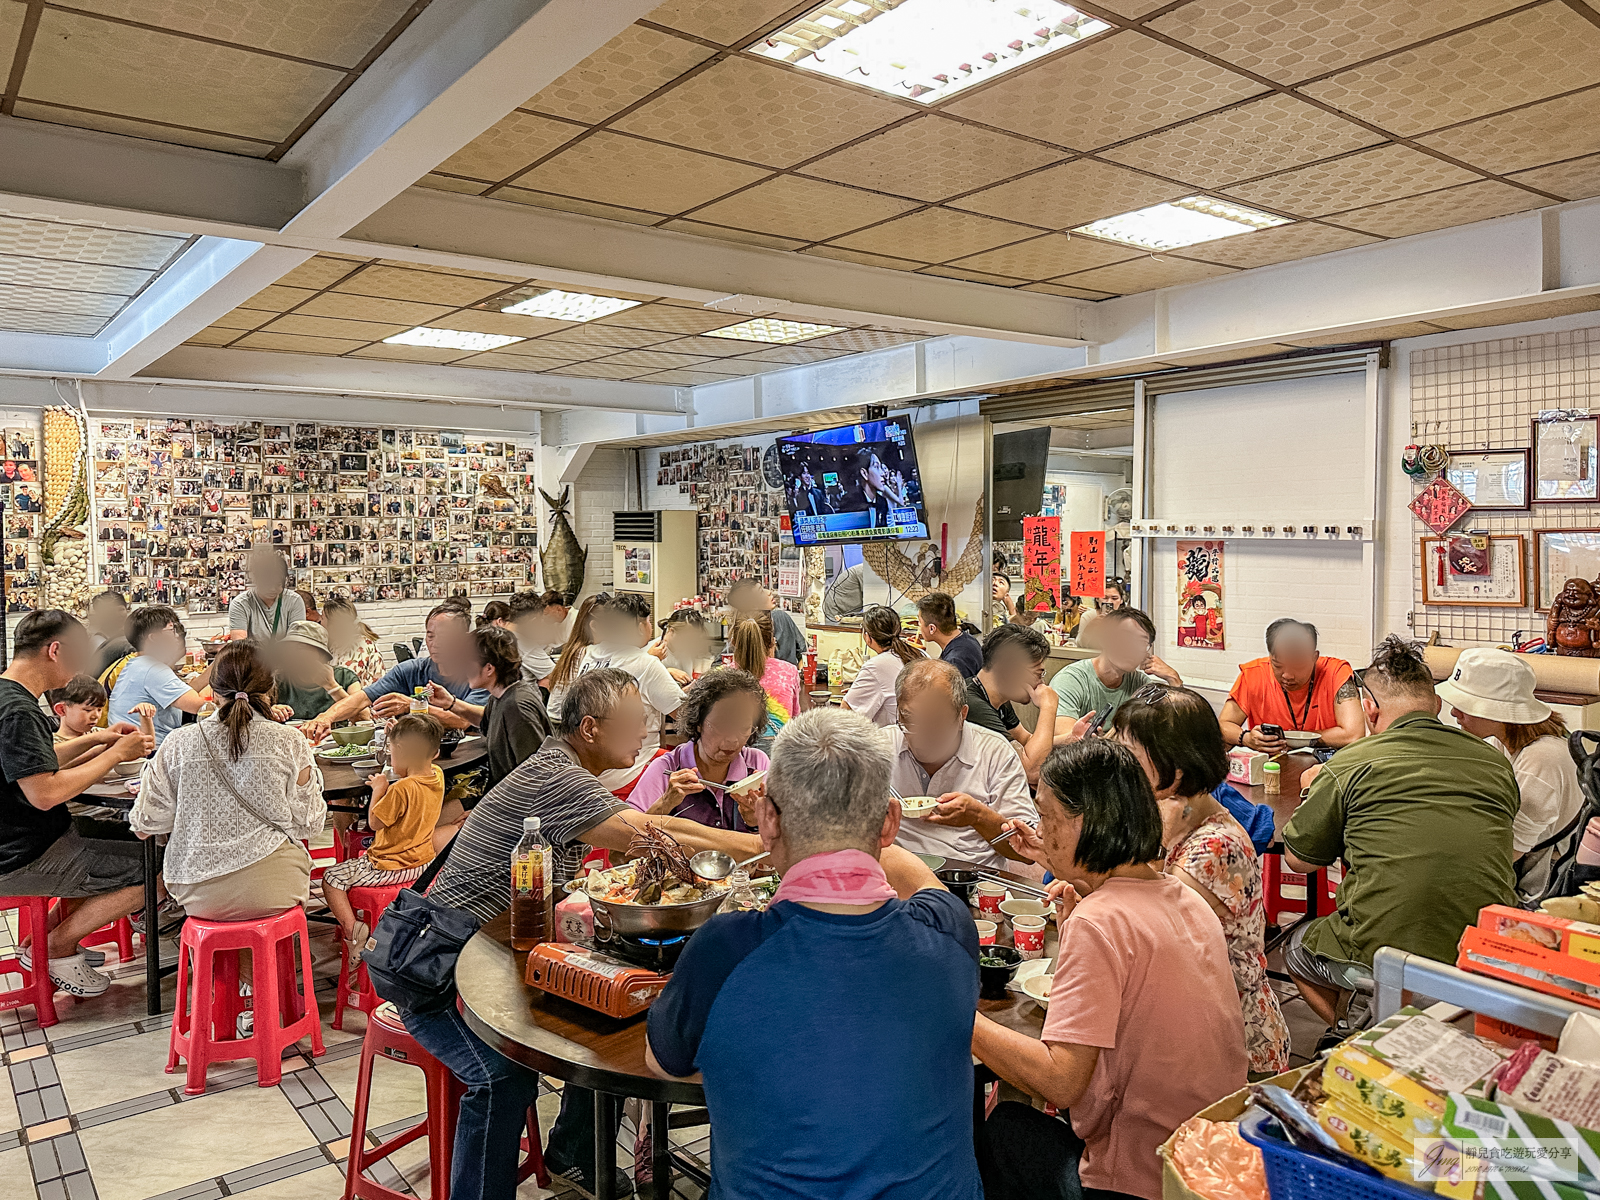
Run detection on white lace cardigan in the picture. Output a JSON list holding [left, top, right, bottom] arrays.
[[130, 714, 328, 885]]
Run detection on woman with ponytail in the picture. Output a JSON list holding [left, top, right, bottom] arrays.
[[545, 592, 606, 723], [842, 605, 921, 727], [729, 610, 801, 742], [131, 640, 326, 921]]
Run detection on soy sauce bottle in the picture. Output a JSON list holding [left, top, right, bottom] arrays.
[[510, 816, 552, 950]]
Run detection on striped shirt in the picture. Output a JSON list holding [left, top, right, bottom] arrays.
[[425, 736, 624, 923]]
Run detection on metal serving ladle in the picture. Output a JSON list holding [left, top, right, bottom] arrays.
[[689, 850, 772, 881]]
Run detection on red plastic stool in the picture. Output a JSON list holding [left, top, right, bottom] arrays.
[[343, 1003, 547, 1200], [333, 884, 403, 1031], [166, 906, 325, 1095], [81, 916, 135, 963], [0, 896, 58, 1027]]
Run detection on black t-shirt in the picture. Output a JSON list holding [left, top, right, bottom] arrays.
[[940, 632, 984, 679], [0, 678, 69, 873], [482, 679, 551, 790], [96, 637, 133, 678], [964, 677, 1020, 737]]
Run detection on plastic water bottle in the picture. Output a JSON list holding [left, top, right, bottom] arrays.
[[510, 817, 552, 950]]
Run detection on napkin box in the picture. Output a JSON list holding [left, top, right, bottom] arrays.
[[1227, 747, 1267, 786], [555, 891, 593, 944]]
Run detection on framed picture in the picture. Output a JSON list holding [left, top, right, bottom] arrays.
[[1445, 448, 1529, 511], [1420, 535, 1527, 606], [1533, 417, 1599, 502], [1536, 528, 1600, 610]]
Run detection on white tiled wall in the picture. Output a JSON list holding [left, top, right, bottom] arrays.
[[570, 447, 630, 600]]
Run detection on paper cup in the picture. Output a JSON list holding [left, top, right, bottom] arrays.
[[976, 882, 1006, 917], [974, 920, 997, 946], [1014, 914, 1046, 959]]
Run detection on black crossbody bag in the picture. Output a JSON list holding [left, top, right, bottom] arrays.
[[364, 833, 482, 1014]]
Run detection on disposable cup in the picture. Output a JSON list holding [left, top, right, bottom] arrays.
[[974, 920, 997, 946], [1014, 914, 1046, 959]]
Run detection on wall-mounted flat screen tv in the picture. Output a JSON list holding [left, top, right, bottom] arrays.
[[778, 418, 929, 545]]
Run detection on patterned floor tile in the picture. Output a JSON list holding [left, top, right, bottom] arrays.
[[53, 1030, 175, 1113]]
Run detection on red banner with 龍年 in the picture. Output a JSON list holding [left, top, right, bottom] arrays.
[[1021, 516, 1061, 611], [1070, 530, 1105, 600]]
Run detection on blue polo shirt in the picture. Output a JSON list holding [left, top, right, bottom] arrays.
[[647, 889, 983, 1200], [361, 657, 489, 707]]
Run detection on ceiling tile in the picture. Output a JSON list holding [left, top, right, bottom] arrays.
[[796, 329, 924, 352], [729, 344, 856, 363], [943, 31, 1266, 153], [185, 326, 240, 346], [496, 187, 665, 225], [644, 0, 809, 47], [427, 311, 575, 339], [346, 343, 473, 364], [24, 9, 345, 143], [1417, 89, 1600, 175], [0, 309, 108, 335], [591, 349, 716, 370], [919, 265, 1028, 286], [11, 101, 276, 156], [1430, 295, 1600, 329], [1148, 0, 1527, 86], [0, 213, 186, 270], [686, 359, 775, 375], [525, 24, 716, 124], [801, 117, 1067, 202], [657, 220, 808, 251], [1091, 0, 1176, 14], [611, 55, 909, 168], [1180, 222, 1382, 268], [457, 351, 581, 372], [0, 255, 150, 295], [600, 304, 746, 335], [1286, 321, 1450, 346], [549, 361, 654, 380], [687, 175, 919, 242], [525, 325, 673, 351], [1509, 154, 1600, 201], [1019, 281, 1117, 300], [275, 256, 364, 291], [1300, 5, 1600, 138], [950, 233, 1139, 279], [0, 284, 121, 316], [210, 308, 273, 331], [68, 0, 419, 69], [952, 158, 1186, 229], [801, 245, 926, 271], [1100, 93, 1382, 188], [0, 3, 22, 65], [831, 207, 1038, 262], [637, 368, 750, 384], [1325, 178, 1545, 236], [1221, 144, 1479, 218], [416, 174, 491, 196], [481, 339, 601, 361], [293, 293, 454, 325], [331, 265, 510, 307], [510, 131, 770, 214], [232, 331, 369, 355], [239, 284, 317, 312], [1056, 256, 1236, 294], [375, 259, 524, 282], [431, 112, 583, 184], [258, 314, 409, 341], [647, 335, 774, 357]]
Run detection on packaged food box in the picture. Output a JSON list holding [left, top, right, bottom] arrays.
[[1491, 1043, 1600, 1128], [1318, 1096, 1422, 1182], [1473, 1013, 1560, 1054], [1459, 917, 1600, 1009], [1322, 1007, 1507, 1143], [1435, 1091, 1600, 1200]]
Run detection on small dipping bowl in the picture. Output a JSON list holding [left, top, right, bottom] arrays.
[[350, 758, 380, 782], [978, 945, 1022, 1000], [936, 868, 978, 905], [113, 757, 147, 778], [999, 897, 1049, 923]]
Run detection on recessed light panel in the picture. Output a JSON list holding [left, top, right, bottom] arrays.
[[1072, 196, 1290, 251], [753, 0, 1110, 104], [383, 327, 525, 351], [705, 318, 845, 344], [500, 289, 642, 322]]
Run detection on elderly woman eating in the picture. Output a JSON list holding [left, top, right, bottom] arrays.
[[973, 738, 1247, 1200], [627, 669, 769, 829]]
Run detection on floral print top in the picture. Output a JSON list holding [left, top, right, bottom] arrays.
[[1167, 812, 1290, 1075], [335, 637, 388, 688]]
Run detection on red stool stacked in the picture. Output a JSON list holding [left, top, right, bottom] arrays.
[[80, 916, 135, 963], [0, 896, 57, 1027], [333, 884, 403, 1031], [166, 906, 325, 1095], [343, 1003, 547, 1200]]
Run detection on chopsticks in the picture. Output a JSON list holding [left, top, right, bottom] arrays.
[[970, 868, 1053, 900], [988, 821, 1036, 847]]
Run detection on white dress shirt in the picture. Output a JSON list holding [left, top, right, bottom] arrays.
[[887, 724, 1036, 869], [843, 649, 905, 727]]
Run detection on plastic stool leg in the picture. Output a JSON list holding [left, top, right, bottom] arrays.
[[296, 922, 325, 1058]]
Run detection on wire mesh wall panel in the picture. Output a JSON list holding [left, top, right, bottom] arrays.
[[1410, 326, 1600, 645]]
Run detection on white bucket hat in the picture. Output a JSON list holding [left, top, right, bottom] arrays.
[[1435, 647, 1551, 725]]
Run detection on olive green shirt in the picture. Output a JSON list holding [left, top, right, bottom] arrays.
[[274, 665, 359, 721], [1282, 709, 1519, 969]]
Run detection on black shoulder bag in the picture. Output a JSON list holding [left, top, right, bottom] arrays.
[[364, 832, 482, 1014]]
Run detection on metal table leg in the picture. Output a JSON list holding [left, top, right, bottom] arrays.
[[594, 1090, 618, 1200], [143, 834, 161, 1016], [652, 1101, 673, 1197]]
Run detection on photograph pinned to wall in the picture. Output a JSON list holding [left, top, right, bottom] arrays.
[[1176, 540, 1224, 649], [1533, 414, 1599, 502], [1445, 448, 1529, 511], [1068, 530, 1104, 600], [1409, 475, 1473, 535], [1421, 534, 1526, 606], [1535, 528, 1600, 611], [1021, 516, 1061, 612]]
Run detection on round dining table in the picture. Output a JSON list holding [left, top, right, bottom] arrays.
[[454, 857, 1055, 1200]]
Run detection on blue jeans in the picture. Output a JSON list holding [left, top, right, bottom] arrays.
[[396, 1002, 614, 1199]]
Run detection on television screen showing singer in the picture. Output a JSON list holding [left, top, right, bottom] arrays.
[[777, 419, 930, 546]]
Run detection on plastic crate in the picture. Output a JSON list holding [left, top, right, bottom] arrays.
[[1238, 1108, 1424, 1200]]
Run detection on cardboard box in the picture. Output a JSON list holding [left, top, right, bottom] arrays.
[[1319, 1096, 1419, 1181], [1473, 1013, 1560, 1054], [1459, 926, 1600, 1009], [1158, 1064, 1313, 1200]]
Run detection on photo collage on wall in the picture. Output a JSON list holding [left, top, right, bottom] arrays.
[[658, 441, 785, 603], [2, 424, 42, 613], [80, 419, 540, 615]]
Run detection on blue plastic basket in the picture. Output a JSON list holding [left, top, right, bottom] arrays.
[[1238, 1108, 1426, 1200]]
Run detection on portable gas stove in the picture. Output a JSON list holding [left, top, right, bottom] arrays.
[[523, 931, 691, 1019]]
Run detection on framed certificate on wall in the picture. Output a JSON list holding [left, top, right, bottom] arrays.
[[1444, 448, 1529, 511], [1420, 535, 1526, 606], [1535, 528, 1600, 610], [1533, 417, 1600, 502]]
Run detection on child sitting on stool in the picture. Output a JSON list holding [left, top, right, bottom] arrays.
[[322, 712, 446, 960]]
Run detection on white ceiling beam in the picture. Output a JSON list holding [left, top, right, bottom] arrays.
[[140, 345, 686, 414]]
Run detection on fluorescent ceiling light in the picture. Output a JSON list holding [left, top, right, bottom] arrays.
[[383, 327, 525, 351], [1072, 196, 1290, 251], [499, 289, 641, 322], [753, 0, 1109, 104], [705, 318, 844, 344]]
